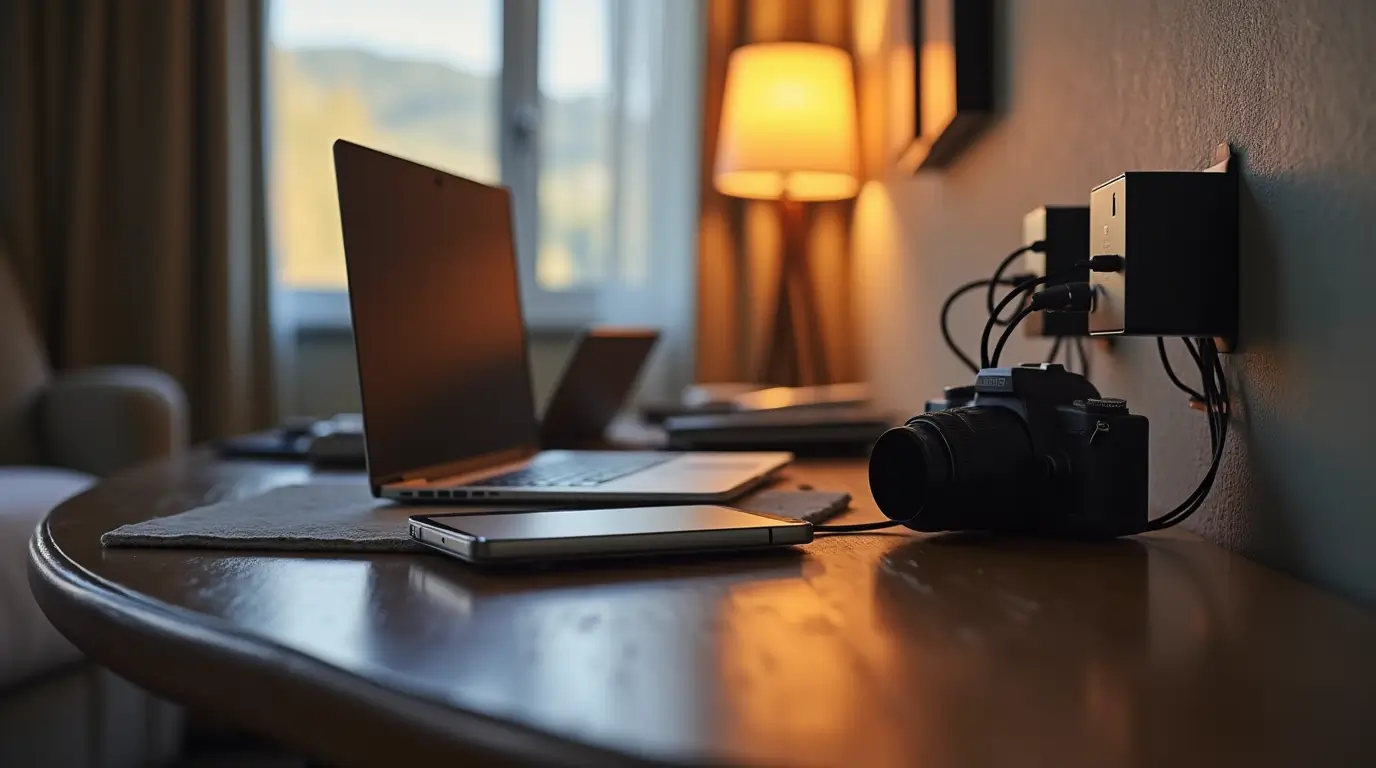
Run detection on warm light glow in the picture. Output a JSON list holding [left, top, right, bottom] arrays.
[[919, 42, 956, 139], [887, 44, 915, 160], [853, 0, 888, 59], [715, 42, 860, 202], [852, 179, 899, 398], [894, 41, 956, 171], [884, 0, 960, 171]]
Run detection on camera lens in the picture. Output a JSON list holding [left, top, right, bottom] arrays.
[[868, 406, 1037, 531], [869, 420, 951, 525]]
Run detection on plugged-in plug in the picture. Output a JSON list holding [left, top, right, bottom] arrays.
[[1022, 206, 1090, 337], [1030, 281, 1094, 312]]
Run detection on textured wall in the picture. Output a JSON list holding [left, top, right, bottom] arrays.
[[852, 0, 1376, 603]]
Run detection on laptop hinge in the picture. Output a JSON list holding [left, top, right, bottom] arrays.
[[384, 445, 539, 486]]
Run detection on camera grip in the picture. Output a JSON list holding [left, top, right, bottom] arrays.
[[1054, 409, 1150, 537]]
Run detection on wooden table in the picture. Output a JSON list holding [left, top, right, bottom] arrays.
[[28, 452, 1376, 767]]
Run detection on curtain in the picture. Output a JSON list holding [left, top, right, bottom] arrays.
[[0, 0, 277, 441], [594, 0, 704, 403], [696, 0, 859, 386]]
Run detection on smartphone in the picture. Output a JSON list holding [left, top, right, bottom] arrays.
[[409, 505, 813, 564]]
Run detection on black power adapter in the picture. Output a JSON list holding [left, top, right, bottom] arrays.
[[1021, 206, 1090, 338], [1088, 144, 1239, 345]]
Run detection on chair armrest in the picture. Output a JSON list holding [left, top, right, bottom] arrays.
[[39, 367, 188, 476]]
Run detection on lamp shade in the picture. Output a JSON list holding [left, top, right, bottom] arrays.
[[714, 42, 860, 202]]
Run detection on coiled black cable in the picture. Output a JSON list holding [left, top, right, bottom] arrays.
[[1157, 337, 1204, 402], [1045, 336, 1064, 364], [1144, 337, 1229, 531], [940, 277, 1022, 373], [979, 263, 1089, 368], [991, 306, 1036, 367], [986, 242, 1044, 323], [1073, 337, 1090, 379]]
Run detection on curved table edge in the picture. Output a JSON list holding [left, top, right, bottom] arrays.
[[27, 518, 667, 768]]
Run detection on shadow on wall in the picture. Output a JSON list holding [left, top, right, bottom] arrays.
[[1223, 146, 1376, 603], [1212, 165, 1291, 567]]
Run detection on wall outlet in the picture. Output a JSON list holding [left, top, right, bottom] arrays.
[[1022, 206, 1090, 337], [1088, 144, 1239, 344]]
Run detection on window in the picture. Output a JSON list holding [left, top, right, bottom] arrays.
[[268, 0, 700, 334]]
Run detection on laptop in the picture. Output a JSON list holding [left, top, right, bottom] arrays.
[[333, 140, 792, 503], [538, 327, 659, 449], [300, 327, 658, 467]]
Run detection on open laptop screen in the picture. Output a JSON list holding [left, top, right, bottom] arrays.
[[334, 140, 539, 483]]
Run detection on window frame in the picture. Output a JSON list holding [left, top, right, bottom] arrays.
[[273, 0, 608, 332], [501, 0, 600, 329]]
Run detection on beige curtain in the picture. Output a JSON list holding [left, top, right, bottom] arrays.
[[0, 0, 277, 441], [697, 0, 858, 386]]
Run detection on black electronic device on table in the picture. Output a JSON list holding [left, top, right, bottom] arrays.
[[663, 406, 893, 457], [869, 364, 1149, 538], [868, 339, 1229, 540], [214, 430, 312, 460], [214, 417, 324, 460]]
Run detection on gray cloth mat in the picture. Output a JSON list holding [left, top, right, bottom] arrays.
[[101, 484, 852, 553]]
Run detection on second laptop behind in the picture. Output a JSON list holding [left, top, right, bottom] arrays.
[[538, 327, 658, 450]]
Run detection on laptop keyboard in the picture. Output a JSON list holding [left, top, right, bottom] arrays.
[[475, 453, 675, 488]]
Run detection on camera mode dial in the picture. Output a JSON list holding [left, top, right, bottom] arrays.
[[1075, 397, 1128, 414]]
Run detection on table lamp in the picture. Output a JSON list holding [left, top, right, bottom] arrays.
[[714, 41, 859, 385]]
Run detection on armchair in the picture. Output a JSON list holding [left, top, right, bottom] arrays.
[[1, 243, 186, 766]]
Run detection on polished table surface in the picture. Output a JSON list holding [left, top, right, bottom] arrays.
[[28, 451, 1376, 767]]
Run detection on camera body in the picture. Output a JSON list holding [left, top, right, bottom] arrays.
[[869, 363, 1149, 538]]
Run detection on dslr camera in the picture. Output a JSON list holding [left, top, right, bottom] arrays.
[[868, 363, 1149, 538]]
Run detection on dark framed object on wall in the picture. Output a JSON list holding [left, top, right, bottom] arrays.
[[895, 0, 995, 171]]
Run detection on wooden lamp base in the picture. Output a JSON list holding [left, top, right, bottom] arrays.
[[757, 197, 830, 386]]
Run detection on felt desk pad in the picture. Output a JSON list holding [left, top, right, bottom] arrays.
[[102, 484, 852, 553]]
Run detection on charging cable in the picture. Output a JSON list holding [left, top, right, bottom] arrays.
[[981, 256, 1123, 368], [1142, 337, 1229, 530], [986, 241, 1045, 323], [812, 519, 906, 533], [941, 275, 1031, 373], [989, 281, 1094, 366], [1073, 338, 1090, 378], [979, 263, 1090, 368], [943, 244, 1098, 374], [1044, 336, 1089, 377]]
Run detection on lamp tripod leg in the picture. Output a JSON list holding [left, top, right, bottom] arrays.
[[757, 198, 829, 385]]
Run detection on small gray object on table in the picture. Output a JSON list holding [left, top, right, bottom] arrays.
[[101, 484, 852, 553]]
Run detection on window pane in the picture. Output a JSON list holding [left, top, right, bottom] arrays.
[[269, 0, 502, 290], [612, 0, 656, 288], [537, 0, 613, 291]]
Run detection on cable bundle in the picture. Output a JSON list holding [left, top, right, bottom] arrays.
[[939, 244, 1091, 379], [1143, 337, 1229, 529]]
